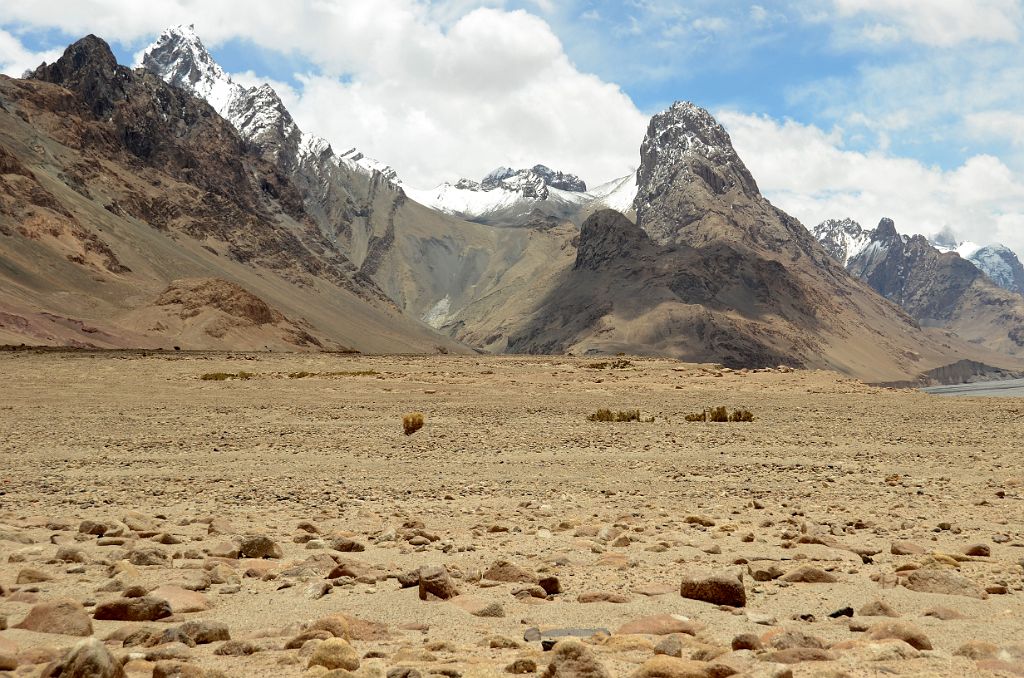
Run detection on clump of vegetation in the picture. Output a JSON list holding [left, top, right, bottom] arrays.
[[588, 408, 646, 422], [403, 412, 425, 435], [585, 359, 633, 370], [326, 370, 379, 377], [200, 371, 253, 381], [288, 371, 315, 379], [685, 406, 755, 422]]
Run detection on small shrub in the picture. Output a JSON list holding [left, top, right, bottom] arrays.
[[288, 371, 315, 379], [684, 407, 754, 423], [588, 409, 642, 422], [610, 359, 633, 369], [585, 361, 609, 370], [403, 412, 425, 435], [708, 406, 729, 422], [585, 359, 633, 370], [200, 372, 253, 381], [324, 370, 380, 377]]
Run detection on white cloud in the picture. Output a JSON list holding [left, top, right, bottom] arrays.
[[719, 110, 1024, 253], [0, 1, 647, 187], [966, 110, 1024, 147], [0, 29, 63, 77], [831, 0, 1023, 46]]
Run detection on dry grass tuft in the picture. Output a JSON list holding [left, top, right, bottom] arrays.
[[403, 412, 425, 435], [685, 406, 755, 423], [201, 371, 253, 381], [588, 408, 643, 422], [585, 359, 633, 370]]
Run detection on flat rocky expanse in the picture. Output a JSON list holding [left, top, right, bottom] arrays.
[[1, 351, 1023, 678]]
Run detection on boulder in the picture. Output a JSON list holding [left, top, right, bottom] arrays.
[[94, 596, 172, 622], [679, 570, 745, 607], [418, 566, 459, 601], [15, 600, 93, 636], [541, 639, 610, 678], [44, 638, 124, 678]]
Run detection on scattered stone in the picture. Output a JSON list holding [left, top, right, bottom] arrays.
[[506, 658, 538, 674], [540, 640, 610, 678], [177, 620, 230, 644], [780, 566, 837, 584], [307, 638, 360, 671], [858, 600, 899, 617], [15, 600, 93, 636], [150, 586, 210, 613], [867, 621, 933, 650], [213, 640, 262, 656], [732, 633, 762, 651], [923, 606, 968, 620], [577, 591, 630, 603], [418, 565, 459, 601], [237, 535, 283, 559], [451, 595, 505, 618], [15, 568, 53, 584], [93, 596, 172, 622], [954, 640, 1001, 660], [616, 615, 702, 636], [45, 638, 124, 678], [679, 570, 746, 607], [538, 576, 562, 595], [762, 629, 825, 650], [483, 560, 537, 583], [890, 541, 926, 555], [903, 568, 987, 599], [629, 656, 710, 678], [768, 648, 836, 664], [963, 544, 991, 557], [748, 563, 784, 582], [126, 547, 170, 567], [653, 636, 684, 657]]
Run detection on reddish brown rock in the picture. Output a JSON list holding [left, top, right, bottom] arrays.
[[15, 600, 93, 636], [867, 621, 933, 651], [617, 614, 703, 636], [680, 570, 746, 607]]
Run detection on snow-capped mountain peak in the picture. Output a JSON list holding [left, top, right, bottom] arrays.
[[812, 218, 872, 265], [407, 164, 625, 222], [141, 25, 400, 185]]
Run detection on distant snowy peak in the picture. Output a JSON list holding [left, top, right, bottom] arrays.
[[409, 164, 597, 219], [968, 245, 1024, 295], [408, 169, 637, 222], [812, 218, 872, 265], [141, 25, 400, 185]]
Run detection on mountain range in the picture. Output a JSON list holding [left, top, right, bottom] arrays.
[[2, 27, 1023, 385]]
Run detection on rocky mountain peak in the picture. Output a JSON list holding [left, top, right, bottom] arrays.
[[812, 218, 871, 266], [142, 25, 225, 99], [970, 245, 1024, 295], [635, 101, 759, 230], [31, 35, 126, 119], [875, 218, 899, 241]]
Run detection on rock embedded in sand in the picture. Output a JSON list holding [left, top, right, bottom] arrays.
[[541, 639, 610, 678], [616, 614, 703, 636], [418, 565, 459, 601], [150, 586, 210, 613], [45, 638, 125, 678], [867, 621, 933, 650], [15, 599, 93, 636], [779, 566, 837, 583], [483, 560, 537, 583], [679, 569, 746, 607], [858, 600, 899, 617], [237, 535, 283, 559], [629, 656, 711, 678], [903, 568, 987, 599], [16, 567, 53, 584], [890, 541, 926, 555], [93, 596, 172, 622], [577, 591, 630, 603], [451, 595, 505, 617], [308, 637, 360, 671]]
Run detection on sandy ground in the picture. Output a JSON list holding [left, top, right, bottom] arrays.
[[1, 351, 1023, 678]]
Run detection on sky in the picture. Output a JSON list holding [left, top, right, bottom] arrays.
[[2, 0, 1024, 252]]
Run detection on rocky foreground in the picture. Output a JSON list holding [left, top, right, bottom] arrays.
[[1, 351, 1023, 677]]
